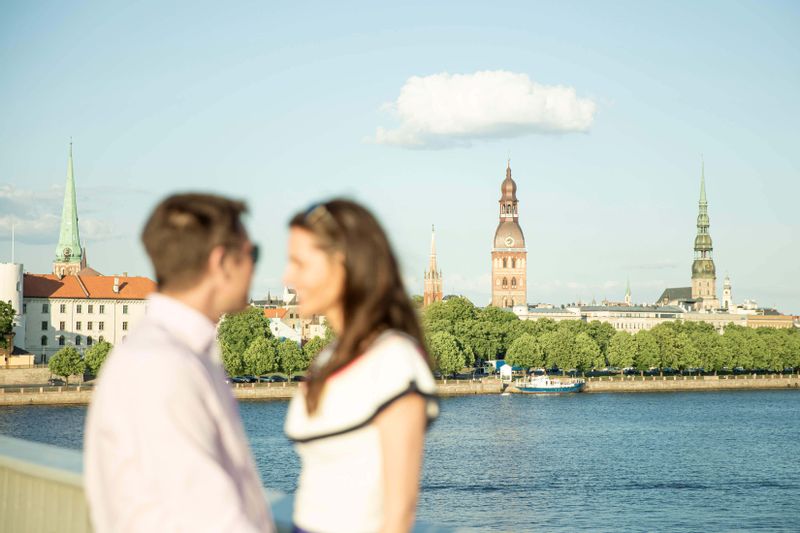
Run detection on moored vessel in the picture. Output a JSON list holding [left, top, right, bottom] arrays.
[[511, 375, 585, 394]]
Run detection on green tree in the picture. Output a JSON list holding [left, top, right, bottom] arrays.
[[650, 323, 680, 369], [574, 332, 602, 371], [586, 321, 616, 363], [454, 320, 503, 363], [242, 337, 279, 376], [539, 329, 574, 370], [278, 340, 308, 378], [505, 333, 544, 369], [84, 340, 113, 377], [674, 332, 700, 370], [509, 318, 558, 339], [217, 307, 274, 376], [423, 296, 477, 323], [410, 295, 424, 308], [48, 346, 84, 385], [0, 300, 15, 349], [428, 331, 466, 375], [786, 331, 800, 370], [634, 330, 660, 370], [607, 331, 636, 369], [303, 336, 328, 360]]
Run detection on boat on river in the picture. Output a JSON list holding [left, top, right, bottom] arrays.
[[512, 375, 585, 394]]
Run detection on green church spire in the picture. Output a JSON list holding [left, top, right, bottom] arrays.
[[54, 141, 83, 266]]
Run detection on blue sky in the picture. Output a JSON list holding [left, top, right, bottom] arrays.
[[1, 1, 798, 312]]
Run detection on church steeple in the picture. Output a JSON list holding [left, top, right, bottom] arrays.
[[423, 225, 443, 307], [691, 157, 718, 310], [53, 141, 85, 277], [624, 278, 632, 306]]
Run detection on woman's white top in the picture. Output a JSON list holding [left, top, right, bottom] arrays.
[[285, 330, 439, 533]]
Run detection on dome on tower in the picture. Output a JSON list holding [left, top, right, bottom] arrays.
[[494, 221, 525, 249], [692, 259, 716, 278], [500, 163, 518, 202]]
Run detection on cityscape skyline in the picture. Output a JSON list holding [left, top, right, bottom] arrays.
[[1, 2, 798, 313]]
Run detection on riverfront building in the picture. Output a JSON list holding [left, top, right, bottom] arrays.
[[491, 161, 528, 308], [0, 144, 154, 364]]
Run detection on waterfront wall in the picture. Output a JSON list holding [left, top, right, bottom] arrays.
[[583, 374, 800, 393], [0, 366, 85, 385], [2, 376, 798, 406]]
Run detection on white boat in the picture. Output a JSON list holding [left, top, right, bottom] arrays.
[[513, 375, 585, 394]]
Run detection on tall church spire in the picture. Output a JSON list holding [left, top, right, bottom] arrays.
[[53, 141, 84, 277], [625, 278, 632, 306], [423, 225, 443, 306], [691, 157, 718, 310]]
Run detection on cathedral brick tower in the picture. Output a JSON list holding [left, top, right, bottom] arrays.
[[491, 161, 527, 308], [53, 142, 86, 278], [423, 225, 443, 306], [691, 159, 719, 310]]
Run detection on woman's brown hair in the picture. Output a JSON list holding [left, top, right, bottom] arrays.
[[290, 199, 431, 414]]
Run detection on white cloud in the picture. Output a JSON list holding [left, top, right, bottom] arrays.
[[369, 70, 597, 148], [0, 184, 118, 244]]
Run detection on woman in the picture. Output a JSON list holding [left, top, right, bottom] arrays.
[[283, 199, 439, 533]]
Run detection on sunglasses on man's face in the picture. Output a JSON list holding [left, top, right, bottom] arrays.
[[249, 243, 260, 265]]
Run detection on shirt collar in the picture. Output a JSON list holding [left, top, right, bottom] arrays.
[[146, 293, 218, 355]]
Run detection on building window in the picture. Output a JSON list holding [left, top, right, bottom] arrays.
[[42, 303, 48, 313], [76, 336, 81, 346], [76, 321, 82, 331], [41, 321, 47, 331], [511, 258, 516, 269], [98, 322, 104, 331], [502, 258, 507, 268], [511, 277, 517, 288], [88, 304, 94, 314], [87, 322, 93, 331], [60, 304, 66, 313], [59, 321, 65, 331], [23, 303, 26, 313], [99, 305, 105, 314], [502, 277, 508, 288], [122, 322, 128, 331], [87, 336, 93, 346], [41, 335, 48, 346], [58, 335, 65, 346], [99, 336, 104, 343], [123, 305, 128, 315], [76, 304, 82, 313]]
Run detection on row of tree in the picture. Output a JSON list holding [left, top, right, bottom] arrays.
[[422, 297, 800, 374], [48, 340, 113, 384], [44, 297, 800, 383]]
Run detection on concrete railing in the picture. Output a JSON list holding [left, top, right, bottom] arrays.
[[0, 435, 451, 533]]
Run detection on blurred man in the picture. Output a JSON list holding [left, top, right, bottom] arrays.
[[85, 193, 274, 532]]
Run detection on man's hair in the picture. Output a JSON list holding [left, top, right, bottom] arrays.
[[141, 193, 248, 290]]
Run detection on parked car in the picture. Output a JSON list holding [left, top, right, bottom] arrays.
[[240, 375, 258, 383], [230, 376, 248, 384], [259, 375, 287, 383], [47, 378, 65, 386], [291, 375, 307, 382]]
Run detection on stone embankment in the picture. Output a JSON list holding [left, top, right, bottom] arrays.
[[582, 374, 800, 393], [0, 367, 83, 385], [1, 375, 798, 406]]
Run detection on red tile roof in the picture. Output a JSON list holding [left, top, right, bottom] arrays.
[[263, 308, 288, 319], [23, 273, 156, 300]]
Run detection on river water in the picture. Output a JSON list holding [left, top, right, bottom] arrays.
[[2, 391, 799, 532]]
